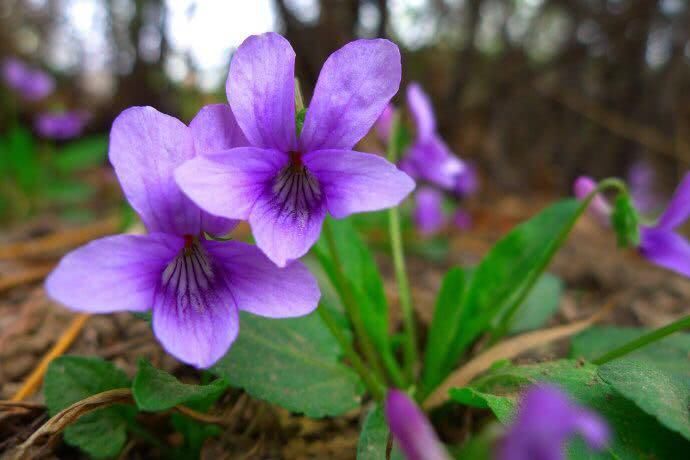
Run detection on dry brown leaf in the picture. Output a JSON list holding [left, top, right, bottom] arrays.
[[423, 301, 616, 409]]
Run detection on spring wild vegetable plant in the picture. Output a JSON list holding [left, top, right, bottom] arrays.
[[22, 33, 690, 459]]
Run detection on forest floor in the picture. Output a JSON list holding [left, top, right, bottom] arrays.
[[1, 186, 688, 459]]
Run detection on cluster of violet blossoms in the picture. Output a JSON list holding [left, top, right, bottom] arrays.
[[47, 33, 415, 367], [385, 385, 609, 460], [377, 83, 478, 235], [2, 57, 88, 140], [574, 171, 690, 278]]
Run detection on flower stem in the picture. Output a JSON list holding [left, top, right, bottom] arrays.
[[322, 219, 388, 384], [386, 112, 419, 382], [317, 304, 385, 400], [593, 315, 690, 365]]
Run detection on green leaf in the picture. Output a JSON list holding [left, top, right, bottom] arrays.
[[170, 413, 222, 460], [422, 267, 466, 394], [502, 273, 563, 334], [599, 359, 690, 441], [54, 135, 108, 173], [314, 218, 396, 376], [425, 200, 583, 394], [5, 126, 39, 194], [44, 356, 134, 458], [357, 405, 389, 460], [450, 360, 690, 459], [132, 359, 228, 412], [611, 193, 640, 247], [571, 326, 690, 378], [212, 312, 364, 418]]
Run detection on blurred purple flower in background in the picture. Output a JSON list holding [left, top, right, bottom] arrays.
[[414, 187, 445, 236], [628, 160, 662, 215], [35, 110, 89, 140], [638, 172, 690, 278], [498, 385, 609, 460], [176, 33, 414, 267], [384, 390, 451, 460], [574, 173, 690, 278], [376, 82, 478, 236], [46, 105, 320, 368], [1, 57, 54, 101], [398, 83, 464, 190]]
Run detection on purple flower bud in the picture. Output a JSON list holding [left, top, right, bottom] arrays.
[[452, 208, 472, 230], [35, 110, 90, 140], [2, 57, 54, 101], [414, 187, 445, 235], [498, 384, 609, 460], [573, 176, 610, 225], [384, 390, 451, 460]]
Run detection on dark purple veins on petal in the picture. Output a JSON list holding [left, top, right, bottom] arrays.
[[269, 152, 323, 228], [160, 236, 219, 314]]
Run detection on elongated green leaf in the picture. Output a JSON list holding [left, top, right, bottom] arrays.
[[44, 356, 134, 459], [502, 272, 563, 334], [5, 126, 40, 194], [54, 135, 108, 173], [314, 218, 396, 375], [132, 359, 228, 411], [450, 360, 690, 459], [421, 267, 466, 395], [212, 312, 364, 418], [599, 359, 690, 441], [357, 405, 389, 460], [438, 200, 582, 391]]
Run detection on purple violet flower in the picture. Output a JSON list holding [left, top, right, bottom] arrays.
[[498, 384, 609, 460], [628, 160, 662, 215], [384, 390, 451, 460], [2, 57, 55, 101], [397, 83, 464, 191], [455, 162, 479, 197], [35, 110, 89, 140], [414, 187, 445, 236], [575, 173, 690, 278], [175, 33, 415, 267], [46, 105, 320, 368], [638, 172, 690, 278]]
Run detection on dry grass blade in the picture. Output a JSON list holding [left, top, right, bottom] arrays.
[[4, 388, 132, 460], [423, 300, 616, 409], [0, 216, 120, 261], [0, 264, 54, 293], [11, 313, 91, 402]]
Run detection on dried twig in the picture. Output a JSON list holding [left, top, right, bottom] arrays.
[[424, 300, 617, 409], [0, 264, 54, 293], [11, 314, 91, 402], [4, 388, 132, 460], [0, 216, 120, 261]]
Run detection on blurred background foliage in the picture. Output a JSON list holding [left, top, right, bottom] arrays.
[[0, 0, 688, 221]]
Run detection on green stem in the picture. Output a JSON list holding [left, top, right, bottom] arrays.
[[490, 177, 629, 342], [386, 112, 419, 381], [318, 305, 385, 400], [593, 315, 690, 365], [322, 220, 388, 384]]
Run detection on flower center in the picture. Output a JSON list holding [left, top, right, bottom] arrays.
[[269, 152, 322, 224], [161, 236, 216, 312]]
